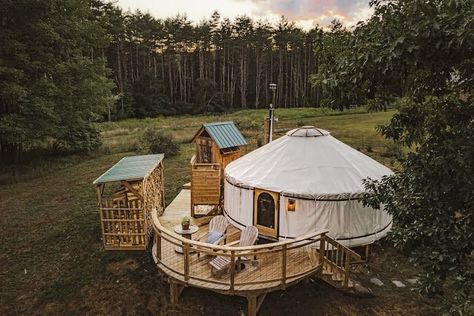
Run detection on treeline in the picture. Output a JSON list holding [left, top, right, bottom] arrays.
[[1, 0, 355, 163], [97, 4, 350, 119]]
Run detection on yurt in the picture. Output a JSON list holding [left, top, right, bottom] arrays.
[[224, 126, 393, 247]]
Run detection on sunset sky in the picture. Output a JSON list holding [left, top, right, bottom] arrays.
[[116, 0, 373, 30]]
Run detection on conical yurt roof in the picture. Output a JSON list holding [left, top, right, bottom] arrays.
[[225, 126, 393, 200]]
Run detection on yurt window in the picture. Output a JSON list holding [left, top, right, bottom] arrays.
[[256, 193, 275, 228]]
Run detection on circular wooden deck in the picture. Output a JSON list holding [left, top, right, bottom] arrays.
[[151, 210, 326, 295], [151, 207, 361, 315]]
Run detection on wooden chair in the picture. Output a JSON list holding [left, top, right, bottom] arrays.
[[195, 215, 229, 257], [209, 226, 259, 276]]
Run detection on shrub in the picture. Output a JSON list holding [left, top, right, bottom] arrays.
[[139, 128, 180, 157], [234, 119, 261, 131], [381, 141, 404, 160], [53, 124, 102, 153]]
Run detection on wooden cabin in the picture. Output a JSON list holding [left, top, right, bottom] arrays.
[[93, 154, 165, 250], [190, 122, 247, 217]]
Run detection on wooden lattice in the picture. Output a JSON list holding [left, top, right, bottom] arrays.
[[100, 199, 145, 249]]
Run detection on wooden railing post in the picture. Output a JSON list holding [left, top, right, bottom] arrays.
[[155, 231, 162, 260], [184, 242, 190, 281], [263, 117, 269, 144], [343, 252, 350, 288], [281, 244, 287, 289], [230, 250, 235, 291], [319, 233, 326, 265]]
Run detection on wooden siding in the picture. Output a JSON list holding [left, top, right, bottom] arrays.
[[191, 163, 221, 206], [191, 133, 244, 217]]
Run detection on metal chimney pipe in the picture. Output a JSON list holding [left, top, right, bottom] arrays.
[[268, 83, 277, 143]]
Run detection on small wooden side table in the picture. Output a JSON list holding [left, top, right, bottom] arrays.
[[174, 225, 199, 254]]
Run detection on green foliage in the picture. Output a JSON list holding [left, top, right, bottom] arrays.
[[0, 0, 115, 162], [296, 119, 305, 127], [181, 216, 191, 225], [54, 124, 103, 153], [234, 119, 261, 131], [380, 141, 403, 160], [92, 6, 349, 118], [310, 20, 367, 110], [351, 1, 474, 311], [351, 0, 474, 100], [131, 72, 171, 117], [363, 96, 474, 311], [139, 128, 180, 157]]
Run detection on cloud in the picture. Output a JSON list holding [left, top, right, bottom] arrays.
[[247, 0, 372, 28], [115, 0, 373, 29]]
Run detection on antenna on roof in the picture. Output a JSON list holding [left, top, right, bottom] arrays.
[[268, 83, 277, 143]]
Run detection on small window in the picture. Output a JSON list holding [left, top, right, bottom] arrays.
[[200, 143, 211, 163], [221, 146, 239, 154]]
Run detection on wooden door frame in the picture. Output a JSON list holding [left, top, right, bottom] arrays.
[[253, 189, 279, 238]]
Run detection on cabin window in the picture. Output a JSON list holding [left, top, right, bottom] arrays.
[[256, 192, 275, 228], [199, 142, 212, 163], [221, 146, 239, 155]]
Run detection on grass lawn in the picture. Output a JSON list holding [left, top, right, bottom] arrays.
[[0, 108, 438, 315]]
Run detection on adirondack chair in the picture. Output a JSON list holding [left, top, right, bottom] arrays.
[[209, 226, 259, 277], [195, 215, 229, 257]]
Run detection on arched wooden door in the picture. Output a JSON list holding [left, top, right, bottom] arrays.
[[253, 189, 279, 238]]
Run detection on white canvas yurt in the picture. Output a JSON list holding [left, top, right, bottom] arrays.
[[224, 126, 393, 247]]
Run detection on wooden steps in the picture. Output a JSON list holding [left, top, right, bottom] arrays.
[[319, 264, 355, 290]]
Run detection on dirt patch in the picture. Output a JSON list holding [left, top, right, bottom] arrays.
[[106, 258, 140, 276], [79, 277, 145, 315]]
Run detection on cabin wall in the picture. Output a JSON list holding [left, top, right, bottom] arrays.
[[220, 149, 241, 173], [191, 163, 221, 216], [192, 133, 244, 217]]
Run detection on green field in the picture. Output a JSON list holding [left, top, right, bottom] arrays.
[[98, 107, 401, 204], [0, 108, 437, 315]]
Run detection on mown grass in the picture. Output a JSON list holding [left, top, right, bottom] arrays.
[[97, 107, 370, 151], [0, 108, 436, 315]]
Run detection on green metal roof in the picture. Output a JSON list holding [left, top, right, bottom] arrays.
[[93, 154, 164, 185], [200, 121, 247, 149]]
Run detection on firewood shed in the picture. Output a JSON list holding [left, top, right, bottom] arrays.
[[93, 154, 164, 250]]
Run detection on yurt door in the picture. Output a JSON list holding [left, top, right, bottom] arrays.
[[254, 189, 279, 238]]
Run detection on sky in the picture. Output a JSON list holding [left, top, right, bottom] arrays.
[[115, 0, 373, 30]]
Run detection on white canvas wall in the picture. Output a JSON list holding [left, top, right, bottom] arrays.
[[279, 195, 392, 246], [224, 180, 253, 228], [225, 181, 392, 247]]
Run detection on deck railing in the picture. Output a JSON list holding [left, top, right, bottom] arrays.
[[320, 235, 362, 287], [151, 210, 329, 292]]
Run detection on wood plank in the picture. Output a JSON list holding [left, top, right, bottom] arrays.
[[121, 180, 144, 202]]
